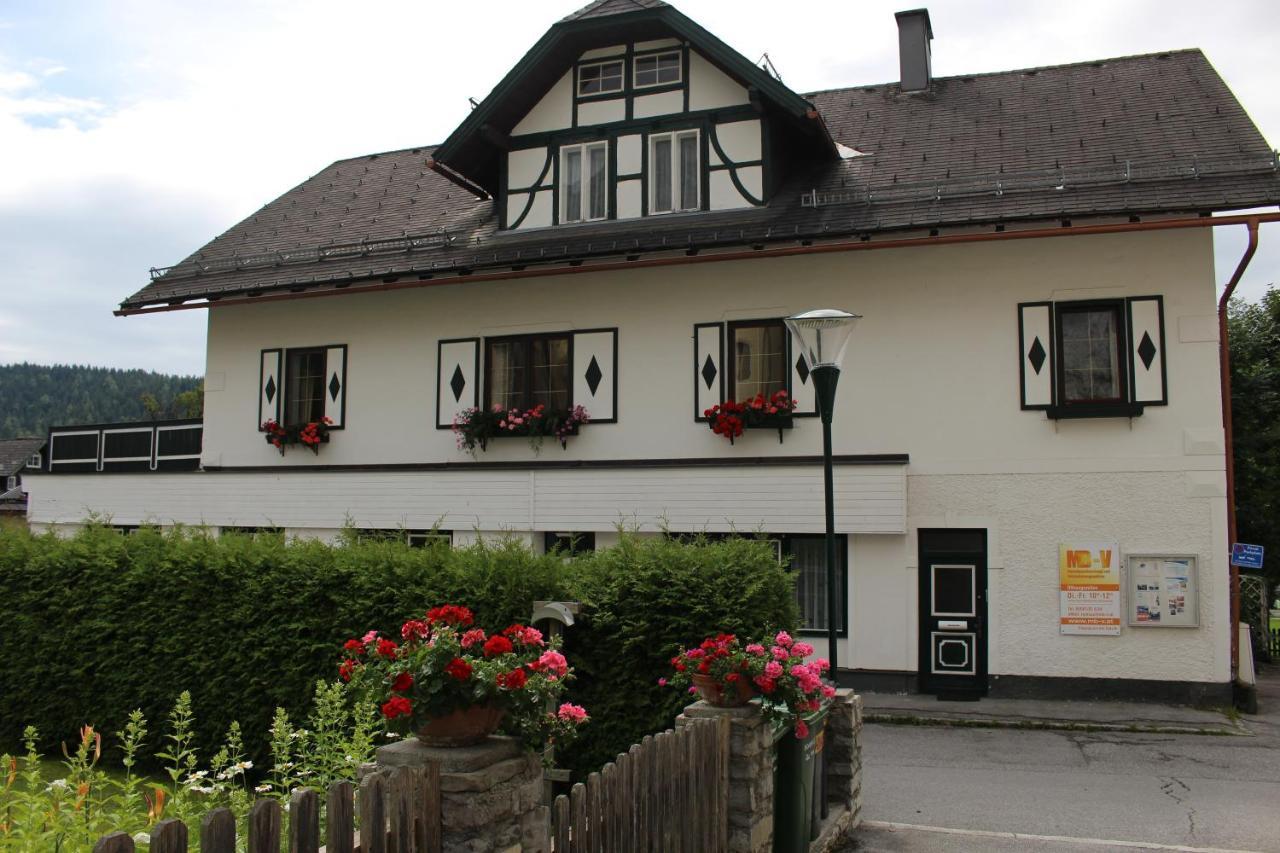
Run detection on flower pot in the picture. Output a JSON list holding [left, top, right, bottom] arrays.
[[415, 704, 505, 747], [691, 673, 757, 707]]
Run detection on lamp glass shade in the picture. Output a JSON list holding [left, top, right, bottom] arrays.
[[784, 309, 860, 369]]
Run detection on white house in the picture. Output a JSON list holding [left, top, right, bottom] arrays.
[[28, 1, 1280, 703]]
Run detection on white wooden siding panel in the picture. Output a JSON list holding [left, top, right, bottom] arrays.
[[616, 134, 642, 174], [579, 45, 625, 60], [27, 467, 906, 533], [578, 98, 626, 126], [616, 179, 642, 219], [1020, 304, 1053, 407], [1129, 297, 1165, 403], [709, 170, 752, 211], [524, 190, 553, 229], [688, 51, 749, 111], [633, 90, 684, 118], [714, 120, 761, 163], [507, 148, 548, 189], [513, 71, 573, 136]]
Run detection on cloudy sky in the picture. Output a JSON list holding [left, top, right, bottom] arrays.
[[2, 0, 1277, 376]]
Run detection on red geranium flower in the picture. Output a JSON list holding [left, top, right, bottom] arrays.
[[376, 638, 399, 659], [444, 657, 473, 681], [426, 605, 474, 627], [496, 669, 528, 690], [391, 672, 413, 692], [338, 659, 358, 682], [401, 620, 429, 641], [380, 696, 412, 719], [343, 639, 364, 655], [483, 635, 514, 658]]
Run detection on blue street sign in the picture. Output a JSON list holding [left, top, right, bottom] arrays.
[[1231, 543, 1264, 569]]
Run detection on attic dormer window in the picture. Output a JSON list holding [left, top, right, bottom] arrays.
[[634, 51, 681, 88], [561, 142, 608, 223], [578, 60, 623, 96], [650, 130, 699, 214]]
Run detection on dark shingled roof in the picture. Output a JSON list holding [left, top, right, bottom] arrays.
[[562, 0, 669, 22], [0, 438, 44, 477], [124, 48, 1279, 310]]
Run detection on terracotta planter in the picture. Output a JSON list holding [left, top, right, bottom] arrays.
[[691, 673, 757, 707], [416, 704, 505, 747]]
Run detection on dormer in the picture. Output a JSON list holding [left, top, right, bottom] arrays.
[[428, 0, 836, 231]]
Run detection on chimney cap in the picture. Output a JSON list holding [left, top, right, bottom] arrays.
[[894, 8, 933, 39]]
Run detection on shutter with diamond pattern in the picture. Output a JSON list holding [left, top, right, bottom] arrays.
[[436, 339, 479, 429], [787, 331, 818, 415], [259, 349, 281, 429], [323, 345, 347, 427], [571, 330, 617, 422], [694, 323, 724, 421], [1018, 303, 1053, 409], [1127, 296, 1166, 405]]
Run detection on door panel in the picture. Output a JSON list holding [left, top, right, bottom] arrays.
[[918, 531, 988, 697]]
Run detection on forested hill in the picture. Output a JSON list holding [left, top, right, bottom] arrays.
[[0, 363, 202, 439]]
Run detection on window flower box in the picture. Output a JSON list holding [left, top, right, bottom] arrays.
[[262, 417, 332, 455], [704, 390, 797, 445], [452, 404, 590, 455]]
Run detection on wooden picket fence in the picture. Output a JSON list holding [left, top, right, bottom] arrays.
[[92, 765, 440, 853], [551, 716, 729, 853]]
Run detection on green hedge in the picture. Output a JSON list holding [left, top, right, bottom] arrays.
[[0, 525, 796, 777]]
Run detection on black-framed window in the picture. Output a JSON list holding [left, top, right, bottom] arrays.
[[356, 528, 451, 548], [485, 333, 572, 412], [1055, 301, 1127, 406], [634, 51, 681, 88], [407, 530, 452, 548], [728, 319, 788, 402], [284, 347, 326, 427], [578, 60, 623, 96], [663, 532, 847, 637], [649, 130, 699, 214], [545, 531, 596, 556]]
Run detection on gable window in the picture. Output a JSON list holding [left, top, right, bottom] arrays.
[[561, 142, 608, 223], [486, 333, 572, 412], [1057, 302, 1126, 405], [634, 51, 681, 88], [27, 453, 40, 469], [649, 130, 699, 214], [5, 475, 15, 492], [578, 60, 623, 96], [285, 348, 327, 427], [728, 319, 788, 402]]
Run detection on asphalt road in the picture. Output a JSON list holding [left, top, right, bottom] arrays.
[[847, 709, 1280, 852]]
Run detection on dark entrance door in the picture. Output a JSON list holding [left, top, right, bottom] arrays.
[[918, 529, 988, 698]]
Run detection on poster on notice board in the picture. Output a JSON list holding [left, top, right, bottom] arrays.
[[1127, 555, 1199, 627], [1059, 542, 1122, 636]]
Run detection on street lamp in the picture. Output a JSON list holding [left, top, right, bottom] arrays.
[[784, 309, 860, 681]]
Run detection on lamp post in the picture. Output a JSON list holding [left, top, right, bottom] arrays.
[[784, 309, 860, 681]]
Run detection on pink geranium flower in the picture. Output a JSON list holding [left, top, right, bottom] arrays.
[[557, 703, 589, 724]]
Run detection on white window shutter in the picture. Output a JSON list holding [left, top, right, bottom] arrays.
[[437, 338, 479, 429], [1127, 296, 1167, 405], [572, 329, 617, 422], [694, 323, 724, 420], [324, 345, 347, 427], [259, 349, 281, 428], [788, 330, 818, 415], [1018, 303, 1053, 409]]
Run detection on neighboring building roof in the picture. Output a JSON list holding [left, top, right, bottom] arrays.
[[562, 0, 670, 23], [123, 48, 1280, 311], [0, 438, 44, 477]]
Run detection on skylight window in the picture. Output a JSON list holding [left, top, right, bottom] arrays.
[[578, 60, 624, 96], [634, 52, 681, 88]]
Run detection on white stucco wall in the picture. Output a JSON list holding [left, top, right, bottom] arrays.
[[29, 227, 1230, 686]]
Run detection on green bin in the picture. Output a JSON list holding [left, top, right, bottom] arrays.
[[772, 704, 829, 853]]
